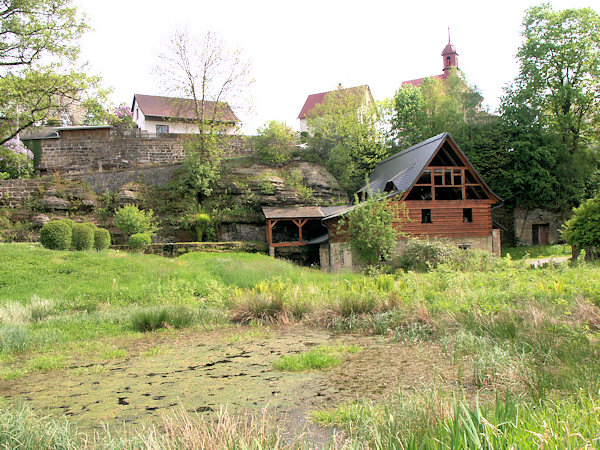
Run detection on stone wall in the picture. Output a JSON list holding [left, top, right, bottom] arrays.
[[513, 208, 566, 246], [38, 135, 253, 175], [0, 179, 46, 207]]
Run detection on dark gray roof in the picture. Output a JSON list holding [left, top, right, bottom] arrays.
[[357, 133, 447, 195]]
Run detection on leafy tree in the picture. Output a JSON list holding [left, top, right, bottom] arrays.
[[308, 88, 388, 196], [390, 69, 483, 150], [0, 0, 94, 144], [562, 195, 600, 258], [514, 4, 600, 154], [337, 195, 407, 265], [255, 120, 294, 166], [500, 4, 600, 211], [0, 137, 33, 179]]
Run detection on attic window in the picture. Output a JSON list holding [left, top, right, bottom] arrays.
[[406, 186, 432, 200], [430, 143, 465, 167]]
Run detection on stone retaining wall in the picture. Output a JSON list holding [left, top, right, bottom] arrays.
[[112, 241, 267, 257], [39, 135, 253, 174], [0, 179, 46, 207]]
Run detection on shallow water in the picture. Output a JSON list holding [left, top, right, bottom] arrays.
[[0, 325, 460, 439]]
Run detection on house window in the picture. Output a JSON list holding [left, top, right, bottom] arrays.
[[422, 209, 432, 224], [135, 108, 139, 120], [156, 124, 169, 134], [463, 208, 473, 223]]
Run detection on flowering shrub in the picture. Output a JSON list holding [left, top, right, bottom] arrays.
[[0, 138, 34, 179]]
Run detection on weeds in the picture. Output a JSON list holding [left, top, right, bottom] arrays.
[[273, 344, 361, 372], [130, 306, 194, 332]]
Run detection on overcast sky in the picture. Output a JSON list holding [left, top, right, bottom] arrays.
[[73, 0, 598, 133]]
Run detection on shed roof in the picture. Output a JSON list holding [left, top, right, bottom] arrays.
[[132, 94, 239, 123], [262, 205, 348, 220]]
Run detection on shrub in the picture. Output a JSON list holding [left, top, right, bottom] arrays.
[[40, 220, 72, 250], [337, 195, 407, 265], [0, 138, 33, 179], [562, 195, 600, 259], [255, 120, 294, 166], [130, 307, 193, 332], [113, 205, 158, 237], [71, 222, 95, 251], [188, 213, 211, 242], [398, 238, 465, 271], [93, 227, 111, 251], [0, 324, 30, 353], [128, 232, 151, 250]]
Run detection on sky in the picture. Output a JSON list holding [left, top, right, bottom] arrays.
[[74, 0, 599, 134]]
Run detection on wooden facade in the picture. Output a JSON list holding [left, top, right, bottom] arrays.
[[327, 133, 501, 247]]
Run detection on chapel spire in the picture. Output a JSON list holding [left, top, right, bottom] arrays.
[[441, 27, 458, 73]]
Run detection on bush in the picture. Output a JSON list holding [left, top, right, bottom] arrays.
[[562, 195, 600, 259], [399, 238, 465, 271], [39, 220, 72, 250], [188, 213, 211, 242], [0, 138, 34, 179], [255, 120, 294, 166], [130, 307, 194, 332], [0, 324, 30, 353], [113, 205, 158, 237], [128, 232, 151, 250], [71, 222, 95, 251], [93, 227, 111, 251]]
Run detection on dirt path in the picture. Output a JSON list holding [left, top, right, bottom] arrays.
[[0, 325, 463, 441]]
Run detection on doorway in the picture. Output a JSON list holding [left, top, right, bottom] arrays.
[[532, 224, 550, 245]]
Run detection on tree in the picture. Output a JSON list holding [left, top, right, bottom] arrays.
[[337, 195, 407, 265], [0, 0, 94, 144], [562, 195, 600, 259], [500, 4, 600, 211], [390, 68, 483, 149], [255, 120, 295, 166], [390, 69, 511, 201], [154, 28, 253, 203], [514, 4, 600, 155], [308, 88, 388, 196]]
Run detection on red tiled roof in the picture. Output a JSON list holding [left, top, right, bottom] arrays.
[[132, 94, 239, 123], [297, 85, 369, 120], [401, 72, 448, 88]]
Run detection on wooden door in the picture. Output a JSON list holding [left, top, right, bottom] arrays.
[[532, 224, 550, 245]]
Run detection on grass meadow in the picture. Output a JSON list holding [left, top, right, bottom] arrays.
[[1, 243, 600, 448]]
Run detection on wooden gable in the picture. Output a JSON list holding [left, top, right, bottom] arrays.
[[401, 135, 500, 203]]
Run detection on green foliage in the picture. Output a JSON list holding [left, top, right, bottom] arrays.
[[39, 220, 72, 250], [175, 136, 222, 201], [128, 233, 151, 250], [500, 4, 600, 210], [273, 344, 360, 372], [0, 138, 34, 179], [93, 227, 111, 251], [130, 306, 194, 332], [0, 324, 30, 353], [338, 195, 405, 265], [399, 239, 465, 271], [562, 195, 600, 250], [0, 0, 95, 144], [255, 172, 275, 195], [308, 87, 388, 196], [255, 120, 294, 166], [283, 169, 313, 202], [113, 205, 157, 237], [188, 212, 211, 242], [71, 222, 94, 251]]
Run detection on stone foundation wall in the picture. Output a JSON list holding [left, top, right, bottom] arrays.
[[319, 242, 353, 272]]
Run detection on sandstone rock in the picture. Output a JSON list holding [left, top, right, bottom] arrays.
[[31, 214, 50, 228], [40, 182, 97, 212], [115, 182, 143, 207]]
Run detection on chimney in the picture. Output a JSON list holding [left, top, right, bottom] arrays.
[[337, 83, 343, 90]]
